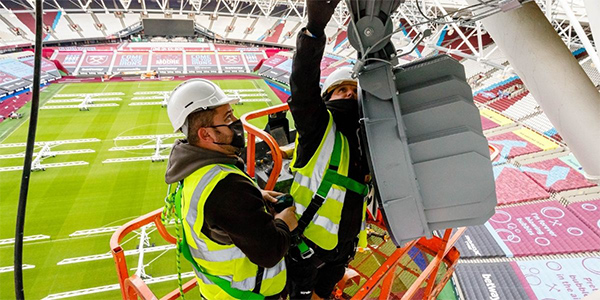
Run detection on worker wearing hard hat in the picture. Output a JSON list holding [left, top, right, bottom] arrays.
[[285, 0, 370, 299], [164, 78, 297, 299]]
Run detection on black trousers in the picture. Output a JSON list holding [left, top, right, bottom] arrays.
[[286, 238, 357, 299]]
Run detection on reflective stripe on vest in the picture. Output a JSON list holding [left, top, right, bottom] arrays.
[[182, 164, 286, 299], [194, 259, 286, 291], [290, 112, 367, 250]]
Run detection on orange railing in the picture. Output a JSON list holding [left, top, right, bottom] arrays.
[[241, 103, 289, 190], [110, 208, 197, 300]]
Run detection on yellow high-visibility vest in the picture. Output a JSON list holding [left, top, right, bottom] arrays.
[[181, 164, 286, 299], [290, 112, 368, 251]]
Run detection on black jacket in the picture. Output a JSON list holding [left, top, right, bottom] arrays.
[[288, 30, 368, 250], [165, 140, 291, 268]]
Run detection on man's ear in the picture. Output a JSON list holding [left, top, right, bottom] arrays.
[[197, 127, 213, 143]]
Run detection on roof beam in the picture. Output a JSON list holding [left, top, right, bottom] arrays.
[[220, 0, 241, 14], [77, 0, 93, 11], [255, 0, 276, 17]]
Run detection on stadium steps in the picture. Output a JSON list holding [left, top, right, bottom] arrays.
[[0, 14, 17, 35], [208, 15, 216, 31], [243, 17, 259, 40], [14, 11, 58, 40], [264, 19, 285, 43], [224, 16, 237, 38], [90, 12, 107, 37], [281, 21, 302, 44], [62, 14, 85, 39], [116, 12, 127, 29]]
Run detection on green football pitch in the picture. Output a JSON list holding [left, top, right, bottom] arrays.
[[0, 78, 288, 299]]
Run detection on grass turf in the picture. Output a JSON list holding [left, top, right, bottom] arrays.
[[0, 78, 285, 299]]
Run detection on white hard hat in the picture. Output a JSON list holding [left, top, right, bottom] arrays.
[[321, 67, 357, 97], [167, 78, 238, 135]]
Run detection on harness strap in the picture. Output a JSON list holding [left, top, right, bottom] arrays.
[[294, 131, 369, 257], [172, 179, 266, 300]]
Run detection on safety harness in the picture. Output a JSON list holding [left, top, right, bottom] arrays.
[[162, 167, 266, 300], [293, 131, 369, 259]]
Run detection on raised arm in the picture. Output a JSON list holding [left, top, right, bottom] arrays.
[[288, 0, 341, 165]]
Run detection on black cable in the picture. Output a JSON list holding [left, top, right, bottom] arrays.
[[14, 0, 43, 298], [415, 0, 433, 22]]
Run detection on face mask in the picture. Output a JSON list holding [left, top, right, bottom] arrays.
[[325, 99, 360, 133], [208, 119, 246, 149]]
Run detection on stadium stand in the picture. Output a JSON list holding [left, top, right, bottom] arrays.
[[194, 14, 212, 32], [521, 113, 562, 141], [502, 93, 541, 121], [0, 10, 33, 45], [492, 165, 550, 205], [68, 14, 104, 39], [473, 76, 521, 103], [521, 158, 597, 193], [263, 19, 285, 43], [226, 16, 255, 40], [0, 52, 60, 84], [212, 16, 234, 38], [49, 13, 83, 41], [247, 17, 277, 42], [95, 13, 125, 34], [122, 13, 141, 29], [277, 18, 301, 46]]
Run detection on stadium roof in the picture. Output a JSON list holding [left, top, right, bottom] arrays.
[[0, 0, 595, 71], [0, 0, 591, 24]]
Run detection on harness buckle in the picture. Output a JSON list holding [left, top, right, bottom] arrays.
[[300, 246, 314, 260]]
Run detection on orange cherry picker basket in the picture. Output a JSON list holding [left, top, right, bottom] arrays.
[[110, 103, 500, 300]]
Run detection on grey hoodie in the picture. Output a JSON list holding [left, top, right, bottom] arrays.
[[165, 139, 243, 184]]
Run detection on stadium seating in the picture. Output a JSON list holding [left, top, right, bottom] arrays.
[[502, 93, 541, 121], [247, 17, 277, 42], [49, 14, 83, 41], [277, 18, 301, 45], [69, 14, 105, 39], [0, 10, 34, 46], [521, 113, 559, 139], [212, 16, 234, 38], [123, 13, 141, 28], [472, 76, 520, 103], [0, 51, 61, 102], [95, 13, 125, 34], [226, 16, 255, 40]]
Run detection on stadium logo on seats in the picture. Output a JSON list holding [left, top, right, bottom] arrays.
[[120, 55, 143, 66], [222, 55, 240, 64], [155, 55, 180, 65], [191, 55, 212, 65], [64, 54, 80, 65], [86, 55, 109, 65]]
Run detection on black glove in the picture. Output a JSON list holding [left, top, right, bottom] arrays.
[[306, 0, 341, 38]]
